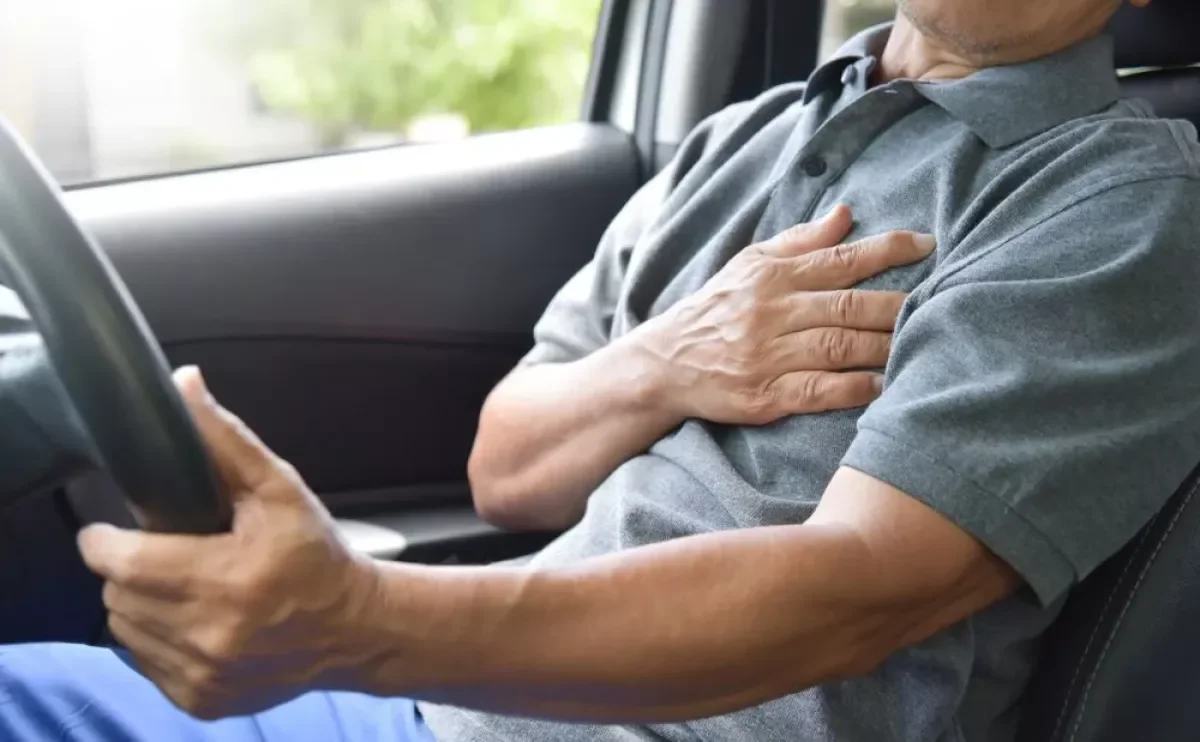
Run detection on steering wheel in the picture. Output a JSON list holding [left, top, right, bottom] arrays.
[[0, 120, 230, 534]]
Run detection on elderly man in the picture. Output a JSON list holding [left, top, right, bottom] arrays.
[[3, 0, 1199, 740]]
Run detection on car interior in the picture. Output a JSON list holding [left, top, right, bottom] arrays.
[[0, 0, 1198, 739]]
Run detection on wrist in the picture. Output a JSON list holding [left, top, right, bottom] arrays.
[[612, 318, 687, 422], [318, 553, 409, 690], [333, 560, 517, 695]]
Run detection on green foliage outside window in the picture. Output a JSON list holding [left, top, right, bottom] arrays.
[[215, 0, 602, 146]]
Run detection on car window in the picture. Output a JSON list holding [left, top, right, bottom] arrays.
[[821, 0, 895, 60], [0, 0, 602, 185]]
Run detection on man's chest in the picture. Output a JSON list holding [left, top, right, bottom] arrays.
[[612, 103, 986, 338], [619, 102, 1020, 497]]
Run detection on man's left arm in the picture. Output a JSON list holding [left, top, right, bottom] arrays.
[[353, 468, 1017, 721], [80, 368, 1015, 722], [405, 173, 1200, 720], [81, 176, 1200, 720], [82, 379, 1015, 721]]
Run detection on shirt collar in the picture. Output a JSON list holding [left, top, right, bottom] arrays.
[[802, 23, 888, 104], [803, 25, 1123, 149]]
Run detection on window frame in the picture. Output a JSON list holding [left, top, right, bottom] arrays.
[[46, 1, 616, 191]]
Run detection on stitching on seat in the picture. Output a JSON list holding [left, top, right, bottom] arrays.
[[1066, 479, 1200, 742], [1047, 517, 1157, 740]]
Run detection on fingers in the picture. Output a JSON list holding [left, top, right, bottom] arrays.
[[784, 290, 907, 332], [760, 205, 854, 257], [792, 231, 936, 290], [174, 366, 276, 494], [105, 612, 212, 718], [104, 581, 188, 646], [107, 612, 183, 681], [770, 328, 892, 372], [764, 371, 884, 416], [79, 522, 211, 595]]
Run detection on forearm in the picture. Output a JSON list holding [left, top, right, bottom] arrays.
[[469, 330, 681, 530], [345, 524, 904, 722]]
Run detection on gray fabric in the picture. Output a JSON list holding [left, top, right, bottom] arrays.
[[422, 26, 1200, 742]]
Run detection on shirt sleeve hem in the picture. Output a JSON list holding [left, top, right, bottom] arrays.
[[842, 427, 1075, 607]]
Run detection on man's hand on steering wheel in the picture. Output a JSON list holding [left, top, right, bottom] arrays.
[[78, 368, 376, 719]]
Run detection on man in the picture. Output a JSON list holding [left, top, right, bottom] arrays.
[[3, 0, 1199, 739]]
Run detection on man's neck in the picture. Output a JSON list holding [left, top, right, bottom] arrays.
[[875, 11, 1113, 84], [875, 16, 982, 83]]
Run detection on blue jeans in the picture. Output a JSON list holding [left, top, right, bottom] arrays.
[[0, 643, 435, 741]]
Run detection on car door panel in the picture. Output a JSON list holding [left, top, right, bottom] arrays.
[[63, 124, 638, 520], [164, 338, 516, 500]]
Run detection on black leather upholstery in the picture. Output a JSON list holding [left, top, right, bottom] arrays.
[[1018, 4, 1200, 740], [1019, 467, 1200, 741], [1120, 67, 1200, 126], [1113, 0, 1200, 128], [1111, 0, 1200, 69]]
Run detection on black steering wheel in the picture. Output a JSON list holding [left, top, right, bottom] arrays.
[[0, 120, 230, 534]]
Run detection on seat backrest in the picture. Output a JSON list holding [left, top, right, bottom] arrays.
[[1018, 465, 1200, 740], [1112, 0, 1200, 127], [1018, 4, 1200, 740]]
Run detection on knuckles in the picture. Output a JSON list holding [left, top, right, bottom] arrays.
[[223, 567, 267, 609], [828, 290, 860, 325], [797, 373, 826, 407], [827, 242, 860, 271], [737, 387, 783, 425], [816, 328, 854, 366], [195, 620, 250, 665], [171, 681, 226, 721]]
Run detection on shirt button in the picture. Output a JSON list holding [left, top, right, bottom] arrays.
[[840, 65, 858, 85], [801, 155, 828, 178]]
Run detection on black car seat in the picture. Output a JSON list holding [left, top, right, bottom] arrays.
[[1017, 4, 1200, 739], [1112, 0, 1200, 126]]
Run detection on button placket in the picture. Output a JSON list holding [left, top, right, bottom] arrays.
[[752, 84, 926, 242], [801, 155, 828, 178]]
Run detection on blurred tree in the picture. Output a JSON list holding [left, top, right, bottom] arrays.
[[213, 0, 601, 147]]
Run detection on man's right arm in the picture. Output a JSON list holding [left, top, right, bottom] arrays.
[[469, 207, 935, 530], [467, 333, 679, 530]]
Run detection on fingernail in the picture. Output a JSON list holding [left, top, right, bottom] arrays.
[[173, 366, 210, 400], [77, 523, 114, 554], [192, 367, 209, 394], [825, 204, 848, 220], [872, 374, 886, 393], [914, 234, 936, 254]]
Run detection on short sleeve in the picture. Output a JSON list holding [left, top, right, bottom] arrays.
[[842, 177, 1200, 606], [519, 168, 670, 366]]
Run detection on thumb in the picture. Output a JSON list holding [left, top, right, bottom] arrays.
[[174, 366, 276, 496], [79, 522, 212, 592], [762, 204, 854, 257], [78, 522, 137, 580]]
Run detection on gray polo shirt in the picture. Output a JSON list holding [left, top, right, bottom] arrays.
[[421, 25, 1200, 742]]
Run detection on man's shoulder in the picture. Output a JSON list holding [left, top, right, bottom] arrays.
[[667, 83, 808, 180], [950, 102, 1200, 266], [1015, 98, 1200, 195]]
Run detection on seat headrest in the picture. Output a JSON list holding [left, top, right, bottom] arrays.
[[1110, 0, 1200, 69]]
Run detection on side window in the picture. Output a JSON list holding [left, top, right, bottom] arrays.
[[821, 0, 896, 59], [0, 0, 603, 185]]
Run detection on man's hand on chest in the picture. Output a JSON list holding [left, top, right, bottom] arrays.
[[632, 205, 935, 425]]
